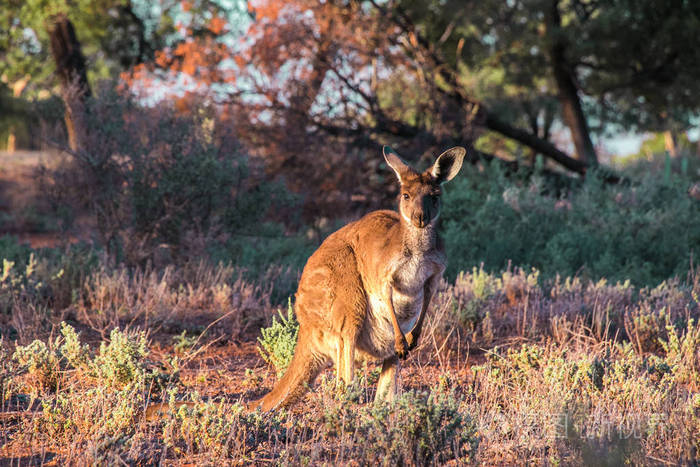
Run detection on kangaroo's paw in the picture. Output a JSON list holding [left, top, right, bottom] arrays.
[[405, 331, 419, 351], [395, 334, 409, 359]]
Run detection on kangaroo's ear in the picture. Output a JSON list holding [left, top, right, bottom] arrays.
[[383, 145, 413, 183], [430, 147, 466, 183]]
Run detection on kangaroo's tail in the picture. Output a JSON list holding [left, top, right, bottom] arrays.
[[248, 328, 326, 412]]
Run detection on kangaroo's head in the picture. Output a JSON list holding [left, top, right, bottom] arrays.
[[383, 146, 466, 229]]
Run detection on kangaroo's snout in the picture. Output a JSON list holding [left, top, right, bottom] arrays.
[[413, 211, 427, 229]]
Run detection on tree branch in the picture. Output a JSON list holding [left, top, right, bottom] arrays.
[[369, 0, 592, 176]]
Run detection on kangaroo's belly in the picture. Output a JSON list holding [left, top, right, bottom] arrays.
[[356, 289, 423, 359]]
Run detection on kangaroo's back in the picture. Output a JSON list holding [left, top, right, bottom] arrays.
[[249, 146, 465, 412]]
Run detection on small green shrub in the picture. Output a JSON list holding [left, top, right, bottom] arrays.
[[0, 253, 49, 314], [172, 330, 198, 354], [162, 396, 286, 457], [12, 323, 177, 393], [12, 338, 61, 392], [0, 337, 20, 402], [37, 386, 140, 441], [257, 299, 299, 378], [659, 318, 699, 385], [92, 327, 150, 389], [59, 321, 91, 370], [0, 237, 98, 314], [322, 389, 478, 465]]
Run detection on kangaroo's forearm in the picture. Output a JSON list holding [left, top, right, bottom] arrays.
[[407, 276, 437, 347], [386, 287, 405, 339], [410, 285, 431, 340]]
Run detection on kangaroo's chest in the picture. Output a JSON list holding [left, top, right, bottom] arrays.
[[360, 255, 439, 359], [375, 253, 442, 323], [391, 253, 435, 293]]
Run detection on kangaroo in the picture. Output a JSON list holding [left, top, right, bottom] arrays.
[[249, 145, 465, 411]]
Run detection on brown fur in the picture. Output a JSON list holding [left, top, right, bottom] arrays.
[[249, 146, 466, 411]]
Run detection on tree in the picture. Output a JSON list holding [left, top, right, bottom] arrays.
[[118, 0, 700, 183], [571, 0, 700, 141], [374, 0, 700, 167], [0, 0, 177, 148], [47, 14, 91, 150], [544, 0, 597, 165]]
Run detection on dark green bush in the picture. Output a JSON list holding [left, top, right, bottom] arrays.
[[43, 83, 308, 272], [442, 161, 700, 286]]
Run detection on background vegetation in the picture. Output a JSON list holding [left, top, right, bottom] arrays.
[[1, 0, 699, 464]]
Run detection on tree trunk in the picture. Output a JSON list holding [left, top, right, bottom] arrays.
[[6, 76, 30, 153], [664, 130, 678, 158], [47, 14, 91, 151], [546, 0, 598, 166]]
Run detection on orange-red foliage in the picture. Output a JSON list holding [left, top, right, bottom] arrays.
[[121, 0, 435, 218]]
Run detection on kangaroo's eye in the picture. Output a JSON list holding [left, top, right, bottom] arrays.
[[402, 193, 410, 200]]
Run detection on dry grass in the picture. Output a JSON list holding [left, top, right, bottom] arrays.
[[1, 259, 699, 465]]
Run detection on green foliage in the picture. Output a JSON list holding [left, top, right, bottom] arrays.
[[0, 236, 99, 313], [257, 299, 299, 378], [162, 397, 286, 457], [172, 330, 198, 355], [92, 327, 150, 389], [402, 0, 700, 136], [11, 324, 158, 391], [322, 390, 479, 465], [12, 338, 61, 391], [659, 318, 700, 386], [0, 252, 48, 314], [442, 161, 700, 286], [43, 85, 305, 268], [0, 0, 175, 94], [37, 386, 140, 442], [616, 144, 700, 183], [0, 337, 17, 402], [58, 321, 90, 370]]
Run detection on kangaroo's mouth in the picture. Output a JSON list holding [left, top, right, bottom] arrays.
[[413, 218, 429, 229]]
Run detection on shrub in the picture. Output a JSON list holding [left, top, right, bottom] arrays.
[[659, 318, 700, 385], [0, 236, 99, 316], [257, 299, 299, 378], [36, 386, 140, 443], [42, 83, 303, 267], [162, 395, 287, 458], [12, 338, 61, 392], [442, 161, 700, 286], [321, 389, 479, 465], [92, 327, 151, 389], [0, 337, 17, 402], [0, 253, 49, 314], [11, 323, 173, 392], [59, 321, 90, 370]]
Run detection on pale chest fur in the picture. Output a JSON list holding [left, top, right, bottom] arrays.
[[390, 250, 443, 326], [358, 249, 444, 359]]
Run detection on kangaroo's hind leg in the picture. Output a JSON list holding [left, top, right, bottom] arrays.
[[332, 330, 355, 386], [330, 295, 367, 387], [375, 355, 400, 402], [327, 250, 367, 387]]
